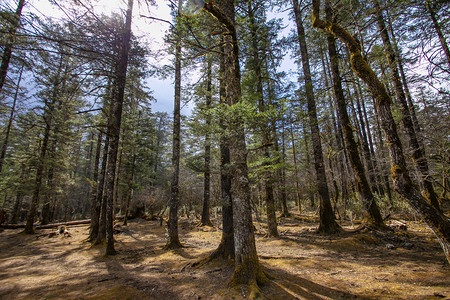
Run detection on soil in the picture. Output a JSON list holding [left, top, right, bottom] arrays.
[[0, 212, 449, 299]]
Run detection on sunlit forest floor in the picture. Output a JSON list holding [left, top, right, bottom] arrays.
[[1, 211, 449, 299]]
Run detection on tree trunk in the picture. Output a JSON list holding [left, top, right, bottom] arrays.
[[165, 0, 183, 249], [123, 152, 136, 226], [325, 3, 384, 228], [248, 0, 278, 237], [204, 1, 267, 293], [200, 57, 213, 227], [312, 0, 450, 264], [293, 0, 340, 233], [103, 0, 133, 256], [0, 0, 25, 93], [94, 136, 109, 244], [87, 131, 103, 241], [373, 0, 440, 211], [208, 40, 234, 260], [289, 124, 302, 212]]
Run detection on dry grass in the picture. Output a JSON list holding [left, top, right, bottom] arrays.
[[0, 212, 449, 299]]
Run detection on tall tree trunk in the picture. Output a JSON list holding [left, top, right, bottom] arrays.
[[165, 0, 183, 249], [207, 41, 234, 260], [373, 0, 440, 211], [204, 1, 267, 293], [321, 48, 348, 213], [312, 0, 450, 264], [94, 136, 109, 244], [325, 3, 384, 228], [386, 14, 422, 139], [248, 0, 278, 237], [103, 0, 133, 255], [274, 114, 289, 217], [87, 131, 103, 241], [0, 66, 23, 174], [293, 0, 340, 233], [0, 0, 25, 93], [41, 142, 55, 226], [199, 57, 213, 227]]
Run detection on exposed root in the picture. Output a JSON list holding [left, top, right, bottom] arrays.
[[196, 220, 214, 227], [162, 241, 185, 250]]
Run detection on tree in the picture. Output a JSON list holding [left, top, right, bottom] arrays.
[[0, 0, 25, 94], [165, 0, 184, 249], [292, 0, 340, 234], [198, 57, 213, 227], [312, 0, 450, 264], [324, 2, 385, 228], [373, 0, 440, 211], [203, 0, 268, 295], [103, 0, 134, 255]]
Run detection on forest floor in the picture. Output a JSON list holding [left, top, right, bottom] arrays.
[[0, 212, 449, 299]]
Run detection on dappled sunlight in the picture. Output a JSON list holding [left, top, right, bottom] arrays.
[[1, 214, 449, 299]]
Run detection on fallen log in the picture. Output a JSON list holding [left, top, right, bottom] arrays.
[[1, 219, 91, 230]]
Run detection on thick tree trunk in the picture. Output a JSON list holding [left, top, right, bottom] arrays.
[[165, 1, 183, 249], [204, 0, 267, 293], [325, 3, 384, 228], [293, 0, 340, 233], [200, 58, 213, 227], [312, 0, 450, 264], [103, 0, 133, 256], [373, 0, 440, 211], [0, 0, 25, 93]]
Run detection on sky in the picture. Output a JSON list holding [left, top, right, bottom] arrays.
[[5, 0, 296, 115]]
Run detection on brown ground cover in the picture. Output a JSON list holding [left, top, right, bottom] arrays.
[[0, 212, 449, 299]]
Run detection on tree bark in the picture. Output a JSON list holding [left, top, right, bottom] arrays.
[[293, 0, 340, 233], [248, 0, 278, 237], [165, 0, 183, 249], [103, 0, 134, 255], [208, 40, 234, 260], [312, 0, 450, 264], [0, 0, 25, 93], [373, 0, 440, 211], [325, 2, 384, 228], [199, 57, 213, 227], [94, 136, 109, 244], [204, 0, 267, 293], [86, 131, 103, 240]]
